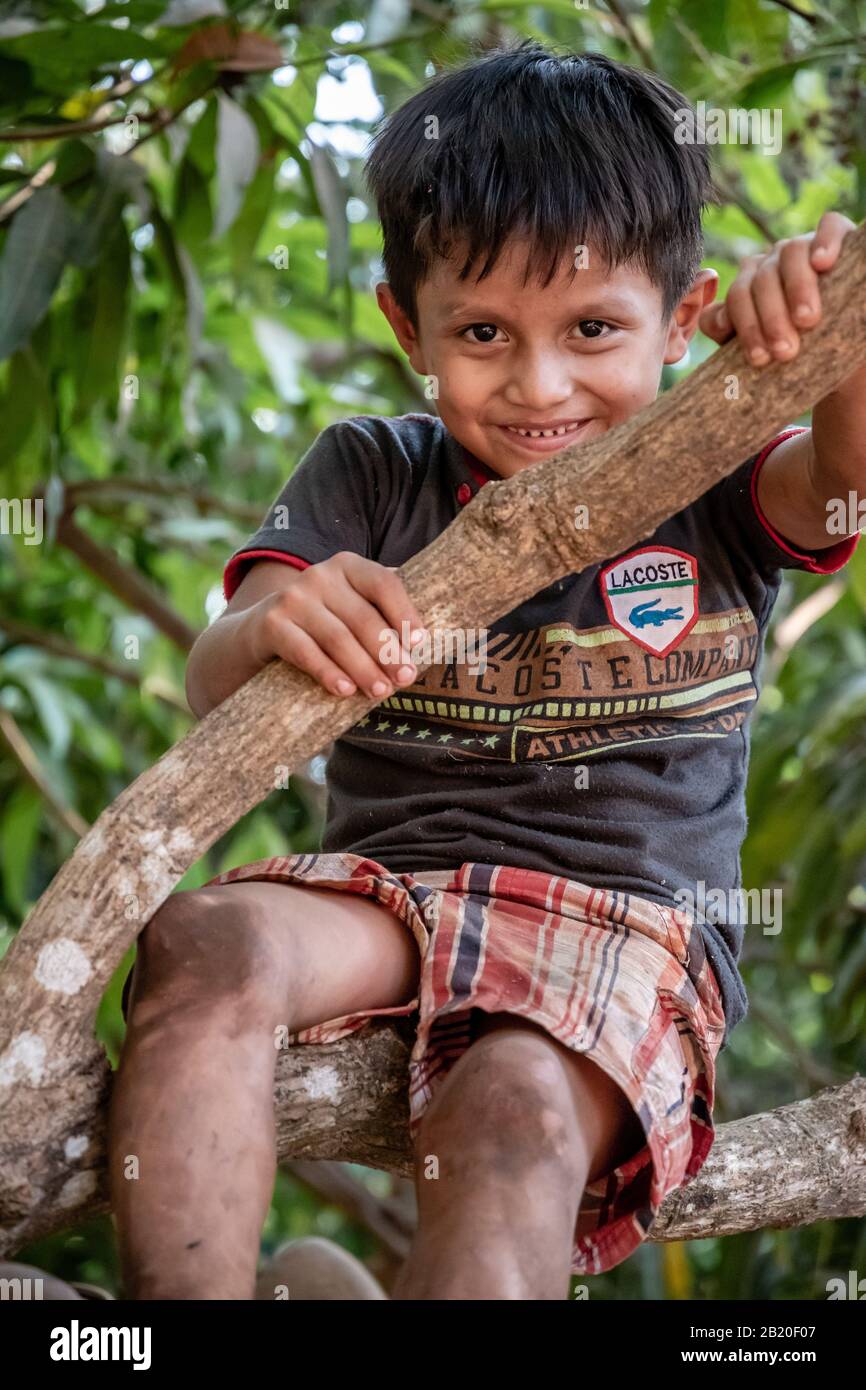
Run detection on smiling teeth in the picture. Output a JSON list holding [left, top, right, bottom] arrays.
[[505, 422, 582, 438]]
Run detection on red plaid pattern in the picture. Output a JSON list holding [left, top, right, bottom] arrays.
[[196, 852, 726, 1277]]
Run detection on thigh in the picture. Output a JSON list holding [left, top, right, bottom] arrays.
[[128, 880, 422, 1033], [471, 1010, 645, 1184]]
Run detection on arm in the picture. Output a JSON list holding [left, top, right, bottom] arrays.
[[754, 374, 866, 552], [700, 211, 865, 552], [185, 560, 305, 718]]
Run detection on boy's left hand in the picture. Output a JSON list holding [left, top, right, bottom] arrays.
[[699, 211, 857, 367]]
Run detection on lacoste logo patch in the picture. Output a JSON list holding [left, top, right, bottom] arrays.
[[600, 545, 699, 657]]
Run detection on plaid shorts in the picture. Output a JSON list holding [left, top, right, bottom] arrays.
[[165, 852, 726, 1278]]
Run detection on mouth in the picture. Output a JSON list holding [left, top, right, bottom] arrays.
[[495, 419, 593, 453]]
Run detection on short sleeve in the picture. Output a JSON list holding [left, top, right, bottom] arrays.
[[223, 420, 387, 601], [702, 426, 860, 583]]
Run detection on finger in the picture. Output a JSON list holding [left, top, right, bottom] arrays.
[[302, 602, 402, 698], [342, 554, 428, 653], [699, 301, 733, 343], [327, 575, 422, 686], [751, 254, 800, 361], [725, 267, 773, 366], [265, 618, 364, 698], [809, 211, 856, 272], [778, 236, 822, 330]]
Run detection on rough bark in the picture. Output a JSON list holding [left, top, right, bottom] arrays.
[[1, 223, 865, 1256]]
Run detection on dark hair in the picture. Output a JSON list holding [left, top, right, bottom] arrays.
[[364, 40, 718, 325]]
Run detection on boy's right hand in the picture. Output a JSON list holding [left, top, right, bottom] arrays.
[[244, 552, 428, 700]]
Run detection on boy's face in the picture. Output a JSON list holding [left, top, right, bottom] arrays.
[[377, 236, 717, 479]]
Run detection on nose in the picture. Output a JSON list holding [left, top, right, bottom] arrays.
[[502, 346, 575, 413]]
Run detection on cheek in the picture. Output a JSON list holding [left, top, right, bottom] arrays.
[[598, 345, 663, 401]]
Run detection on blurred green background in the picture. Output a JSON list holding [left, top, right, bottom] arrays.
[[1, 0, 865, 1300]]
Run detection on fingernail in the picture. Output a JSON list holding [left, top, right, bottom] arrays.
[[772, 339, 792, 354], [794, 304, 813, 324], [371, 680, 389, 697], [410, 628, 427, 644], [750, 347, 771, 365], [396, 665, 416, 684], [336, 679, 355, 694]]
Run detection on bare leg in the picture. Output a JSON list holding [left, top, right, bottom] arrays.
[[108, 882, 420, 1300], [392, 1012, 645, 1300]]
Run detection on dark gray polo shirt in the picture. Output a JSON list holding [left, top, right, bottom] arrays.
[[223, 412, 858, 1048]]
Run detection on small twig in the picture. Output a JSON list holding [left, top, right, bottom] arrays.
[[0, 615, 189, 711], [0, 111, 157, 143], [54, 512, 200, 654], [284, 1159, 414, 1260], [604, 0, 656, 69], [710, 169, 778, 245], [291, 28, 443, 68], [747, 997, 841, 1089], [765, 0, 819, 23], [0, 158, 56, 224], [0, 709, 89, 840], [0, 61, 169, 143], [67, 477, 263, 526]]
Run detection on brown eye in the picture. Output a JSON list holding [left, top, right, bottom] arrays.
[[578, 319, 607, 338], [463, 323, 499, 343]]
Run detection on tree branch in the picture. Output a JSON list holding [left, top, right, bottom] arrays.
[[54, 513, 200, 653]]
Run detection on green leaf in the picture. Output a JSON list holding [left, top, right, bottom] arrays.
[[20, 671, 72, 759], [846, 540, 866, 613], [0, 783, 41, 915], [72, 220, 130, 418], [174, 154, 212, 253], [213, 92, 260, 239], [0, 25, 166, 95], [69, 151, 146, 270], [0, 346, 51, 468], [229, 158, 273, 273], [0, 185, 76, 362], [185, 95, 218, 178], [0, 55, 32, 112], [308, 140, 349, 294]]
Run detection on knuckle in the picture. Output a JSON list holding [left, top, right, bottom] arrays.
[[268, 587, 303, 623]]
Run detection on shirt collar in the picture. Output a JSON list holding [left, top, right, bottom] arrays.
[[442, 422, 499, 494]]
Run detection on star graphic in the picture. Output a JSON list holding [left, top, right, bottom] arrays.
[[437, 732, 454, 743], [394, 723, 410, 735], [416, 728, 432, 740], [376, 720, 391, 732], [357, 716, 370, 727], [480, 734, 500, 749], [460, 738, 475, 745]]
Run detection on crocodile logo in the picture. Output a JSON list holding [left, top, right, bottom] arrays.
[[629, 598, 685, 629], [600, 546, 699, 657]]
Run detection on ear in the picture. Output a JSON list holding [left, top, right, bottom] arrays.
[[375, 282, 426, 372], [663, 269, 719, 364]]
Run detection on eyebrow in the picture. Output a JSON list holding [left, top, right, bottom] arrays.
[[437, 292, 642, 321]]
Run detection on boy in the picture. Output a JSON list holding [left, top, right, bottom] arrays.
[[108, 43, 862, 1300]]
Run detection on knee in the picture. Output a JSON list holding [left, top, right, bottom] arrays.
[[133, 887, 289, 1018], [419, 1032, 581, 1181]]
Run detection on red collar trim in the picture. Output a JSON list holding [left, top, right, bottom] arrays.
[[461, 448, 498, 488]]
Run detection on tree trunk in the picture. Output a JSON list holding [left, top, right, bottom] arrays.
[[1, 224, 865, 1256]]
